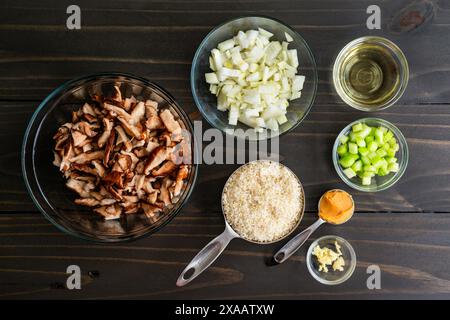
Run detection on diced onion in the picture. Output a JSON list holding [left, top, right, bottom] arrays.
[[206, 28, 306, 131], [284, 32, 294, 42]]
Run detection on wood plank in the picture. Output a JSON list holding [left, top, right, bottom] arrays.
[[3, 100, 450, 213], [0, 1, 448, 103], [0, 212, 449, 299], [1, 0, 450, 302]]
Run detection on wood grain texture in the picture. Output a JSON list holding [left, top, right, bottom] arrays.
[[1, 212, 450, 299], [2, 101, 450, 212], [1, 0, 450, 300], [0, 0, 449, 103]]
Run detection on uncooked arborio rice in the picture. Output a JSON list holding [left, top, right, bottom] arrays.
[[222, 160, 303, 243]]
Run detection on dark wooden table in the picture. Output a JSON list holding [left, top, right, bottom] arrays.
[[1, 0, 450, 299]]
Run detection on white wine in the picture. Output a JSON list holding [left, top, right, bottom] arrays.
[[333, 37, 409, 111]]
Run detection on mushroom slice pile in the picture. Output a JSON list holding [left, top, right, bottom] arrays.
[[53, 86, 192, 221]]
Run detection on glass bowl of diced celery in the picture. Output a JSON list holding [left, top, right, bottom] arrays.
[[332, 118, 408, 192], [191, 16, 318, 141]]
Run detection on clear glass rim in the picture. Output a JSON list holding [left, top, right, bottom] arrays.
[[306, 235, 357, 285], [21, 72, 199, 243], [332, 117, 409, 192], [332, 36, 409, 112], [220, 159, 306, 244], [190, 15, 318, 141]]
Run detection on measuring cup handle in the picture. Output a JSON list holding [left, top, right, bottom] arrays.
[[176, 227, 237, 287], [273, 218, 325, 264]]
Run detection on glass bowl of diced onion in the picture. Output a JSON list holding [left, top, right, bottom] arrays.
[[191, 16, 318, 140], [332, 118, 408, 192]]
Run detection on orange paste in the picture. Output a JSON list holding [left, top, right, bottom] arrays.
[[319, 190, 354, 224]]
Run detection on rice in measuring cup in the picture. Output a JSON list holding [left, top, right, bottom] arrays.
[[222, 160, 303, 242]]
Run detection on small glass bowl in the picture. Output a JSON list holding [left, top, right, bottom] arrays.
[[22, 73, 198, 242], [332, 118, 408, 192], [333, 36, 409, 112], [307, 235, 356, 285], [191, 15, 318, 141]]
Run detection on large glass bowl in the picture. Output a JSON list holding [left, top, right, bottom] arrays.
[[22, 73, 198, 242], [191, 16, 318, 141], [332, 118, 408, 192]]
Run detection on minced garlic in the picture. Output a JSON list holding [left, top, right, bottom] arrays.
[[312, 241, 345, 273], [332, 256, 345, 272]]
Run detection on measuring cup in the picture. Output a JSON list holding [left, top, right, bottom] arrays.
[[273, 189, 354, 264], [177, 161, 305, 287]]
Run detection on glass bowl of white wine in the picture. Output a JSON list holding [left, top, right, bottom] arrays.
[[333, 36, 409, 112]]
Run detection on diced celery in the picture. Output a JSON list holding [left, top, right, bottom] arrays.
[[337, 122, 401, 186], [351, 160, 362, 172], [339, 154, 358, 168], [339, 134, 349, 145], [372, 156, 383, 168], [368, 141, 378, 152], [356, 137, 366, 147], [386, 149, 396, 157], [386, 157, 397, 164], [376, 148, 387, 157], [368, 151, 378, 160], [348, 142, 358, 154], [352, 123, 363, 132], [392, 143, 399, 152], [361, 156, 370, 165], [358, 147, 369, 156], [359, 127, 372, 138], [362, 176, 372, 186], [389, 138, 397, 146], [375, 135, 383, 145], [363, 165, 376, 173], [377, 167, 389, 176], [343, 168, 357, 179], [362, 171, 375, 178], [337, 144, 348, 156], [375, 128, 384, 142], [388, 162, 399, 173], [365, 135, 374, 144], [373, 158, 387, 170], [384, 130, 394, 142]]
